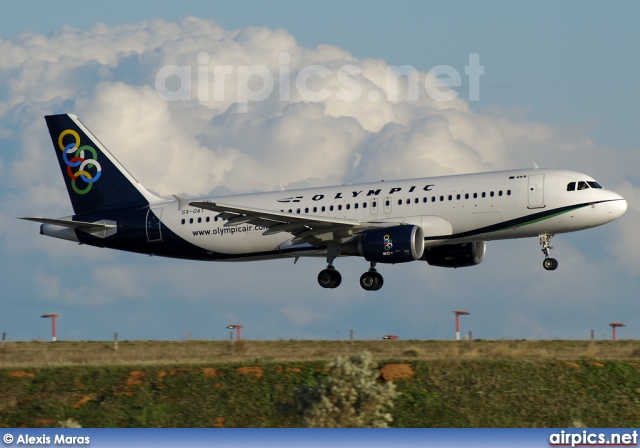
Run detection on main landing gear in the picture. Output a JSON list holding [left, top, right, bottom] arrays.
[[360, 262, 383, 291], [318, 245, 342, 289], [318, 266, 342, 289], [539, 233, 558, 271], [317, 246, 385, 291]]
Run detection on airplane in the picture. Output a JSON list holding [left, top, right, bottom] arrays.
[[21, 114, 627, 291]]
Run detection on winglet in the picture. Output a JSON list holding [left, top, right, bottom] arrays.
[[533, 162, 540, 169], [173, 194, 190, 211]]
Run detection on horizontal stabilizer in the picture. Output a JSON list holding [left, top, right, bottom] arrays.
[[19, 217, 116, 233]]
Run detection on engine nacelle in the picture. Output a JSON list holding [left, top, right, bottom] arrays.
[[422, 241, 486, 268], [342, 225, 424, 263]]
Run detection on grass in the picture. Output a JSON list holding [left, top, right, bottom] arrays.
[[2, 357, 640, 427], [1, 339, 639, 368], [3, 340, 640, 428]]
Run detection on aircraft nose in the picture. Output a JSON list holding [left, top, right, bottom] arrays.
[[607, 194, 627, 220], [614, 197, 628, 218]]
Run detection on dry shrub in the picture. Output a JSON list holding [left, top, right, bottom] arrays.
[[299, 351, 398, 428]]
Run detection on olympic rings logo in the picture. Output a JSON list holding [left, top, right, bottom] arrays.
[[383, 234, 393, 251], [58, 129, 102, 195]]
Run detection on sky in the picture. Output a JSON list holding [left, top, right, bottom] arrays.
[[0, 1, 638, 342]]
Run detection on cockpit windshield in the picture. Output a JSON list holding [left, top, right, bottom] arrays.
[[567, 180, 604, 191]]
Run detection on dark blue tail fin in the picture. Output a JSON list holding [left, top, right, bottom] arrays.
[[45, 114, 162, 214]]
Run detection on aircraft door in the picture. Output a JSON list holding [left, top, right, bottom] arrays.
[[146, 207, 163, 242], [383, 197, 392, 214], [527, 174, 545, 209], [370, 198, 379, 215]]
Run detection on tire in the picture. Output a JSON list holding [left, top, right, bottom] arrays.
[[360, 272, 376, 290], [318, 269, 336, 288], [543, 258, 558, 271], [360, 271, 383, 291], [331, 271, 342, 288], [373, 272, 384, 290]]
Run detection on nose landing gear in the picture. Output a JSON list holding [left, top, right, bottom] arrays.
[[539, 234, 558, 271]]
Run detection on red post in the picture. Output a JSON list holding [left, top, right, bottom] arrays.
[[227, 325, 244, 341], [609, 322, 625, 341], [41, 314, 59, 341], [452, 310, 469, 341]]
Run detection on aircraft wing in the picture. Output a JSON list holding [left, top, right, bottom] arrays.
[[19, 217, 116, 233], [188, 200, 377, 245]]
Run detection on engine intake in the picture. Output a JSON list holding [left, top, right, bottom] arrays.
[[422, 241, 486, 268], [342, 225, 424, 263]]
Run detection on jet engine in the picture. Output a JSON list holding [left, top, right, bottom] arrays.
[[422, 241, 486, 268], [342, 225, 424, 263]]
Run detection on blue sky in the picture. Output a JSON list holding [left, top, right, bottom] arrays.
[[0, 1, 638, 342]]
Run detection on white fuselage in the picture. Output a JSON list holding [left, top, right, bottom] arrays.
[[153, 168, 626, 260]]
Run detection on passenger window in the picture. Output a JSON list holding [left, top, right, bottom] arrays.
[[305, 207, 309, 213], [423, 197, 427, 203], [456, 194, 461, 200], [578, 181, 589, 190], [482, 192, 486, 198], [448, 195, 452, 201], [385, 200, 390, 206], [362, 202, 367, 208], [498, 191, 503, 196], [406, 199, 410, 205], [206, 217, 210, 222], [372, 201, 376, 208], [465, 193, 469, 199], [354, 203, 358, 209], [507, 190, 511, 196], [189, 218, 193, 224], [346, 204, 351, 210], [490, 191, 494, 197], [296, 208, 301, 214], [415, 198, 419, 204], [288, 209, 292, 213], [338, 205, 342, 211], [215, 216, 219, 221], [398, 199, 402, 205], [567, 182, 576, 191], [198, 217, 202, 223], [431, 196, 436, 202], [440, 196, 444, 201], [473, 193, 478, 199], [330, 205, 334, 211], [181, 219, 185, 225], [321, 206, 326, 212]]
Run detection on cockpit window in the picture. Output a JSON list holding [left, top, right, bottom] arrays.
[[588, 181, 603, 189], [567, 182, 576, 191], [577, 181, 589, 190]]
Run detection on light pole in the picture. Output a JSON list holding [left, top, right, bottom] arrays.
[[41, 314, 59, 341], [452, 310, 469, 341], [609, 322, 625, 341], [227, 324, 244, 341]]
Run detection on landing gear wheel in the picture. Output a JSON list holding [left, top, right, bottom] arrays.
[[318, 268, 341, 289], [539, 234, 559, 272], [543, 258, 558, 271], [360, 271, 384, 291]]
